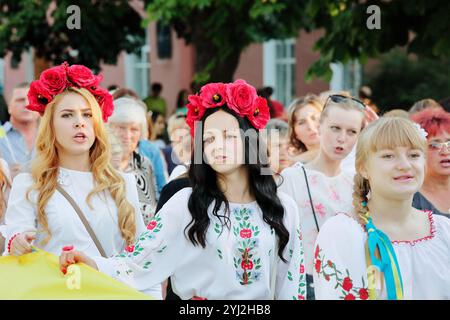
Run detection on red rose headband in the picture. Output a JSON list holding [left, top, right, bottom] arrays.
[[26, 62, 113, 122], [186, 79, 271, 137]]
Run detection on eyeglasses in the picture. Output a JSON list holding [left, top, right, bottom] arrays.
[[428, 141, 450, 152], [324, 94, 366, 110]]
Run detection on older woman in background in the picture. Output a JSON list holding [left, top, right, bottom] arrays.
[[411, 108, 450, 217], [265, 119, 293, 175], [108, 97, 158, 225]]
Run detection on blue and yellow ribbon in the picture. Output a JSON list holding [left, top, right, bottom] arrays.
[[361, 212, 404, 300]]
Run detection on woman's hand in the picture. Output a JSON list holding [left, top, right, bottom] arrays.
[[9, 232, 35, 256], [59, 248, 98, 274]]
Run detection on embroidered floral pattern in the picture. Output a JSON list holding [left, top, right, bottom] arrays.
[[232, 207, 262, 285], [116, 214, 163, 260], [314, 245, 369, 300], [292, 228, 307, 300]]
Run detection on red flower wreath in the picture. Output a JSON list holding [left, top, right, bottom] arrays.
[[186, 79, 271, 137], [26, 62, 113, 122]]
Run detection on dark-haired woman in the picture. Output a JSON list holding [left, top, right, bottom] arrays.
[[60, 80, 306, 300]]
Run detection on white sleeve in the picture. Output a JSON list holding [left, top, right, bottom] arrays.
[[93, 188, 192, 299], [278, 165, 302, 202], [274, 192, 307, 300], [123, 173, 146, 235], [4, 174, 37, 245], [313, 215, 368, 300]]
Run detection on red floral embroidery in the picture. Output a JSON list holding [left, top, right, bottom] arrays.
[[300, 264, 305, 274], [147, 220, 157, 230], [241, 260, 254, 270], [359, 288, 369, 300], [315, 245, 320, 259], [314, 259, 321, 273], [342, 277, 353, 292], [125, 245, 135, 253], [344, 294, 356, 300], [314, 245, 369, 300], [240, 229, 252, 239], [298, 295, 306, 300]]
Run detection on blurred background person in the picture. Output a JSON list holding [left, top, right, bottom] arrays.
[[409, 98, 443, 115], [383, 109, 410, 118], [0, 82, 39, 179], [0, 90, 9, 124], [149, 111, 168, 149], [257, 86, 287, 120], [358, 85, 379, 114], [266, 119, 292, 175], [144, 82, 167, 117], [287, 94, 323, 164], [106, 127, 124, 171], [164, 113, 192, 182], [411, 108, 450, 218], [112, 87, 140, 100], [174, 89, 189, 116], [108, 97, 158, 225]]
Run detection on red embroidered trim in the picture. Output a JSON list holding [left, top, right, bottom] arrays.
[[7, 233, 20, 254], [391, 210, 436, 246]]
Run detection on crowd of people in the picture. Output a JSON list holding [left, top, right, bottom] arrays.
[[0, 62, 449, 300]]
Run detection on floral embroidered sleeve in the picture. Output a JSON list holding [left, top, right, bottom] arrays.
[[274, 193, 306, 300], [312, 215, 369, 300], [93, 188, 192, 298]]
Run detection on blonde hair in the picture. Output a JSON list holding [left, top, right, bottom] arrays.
[[167, 113, 187, 136], [0, 166, 11, 221], [319, 92, 365, 129], [27, 87, 136, 245], [287, 94, 323, 152], [383, 109, 410, 118], [352, 117, 427, 224]]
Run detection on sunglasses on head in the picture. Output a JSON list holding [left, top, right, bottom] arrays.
[[324, 94, 366, 110]]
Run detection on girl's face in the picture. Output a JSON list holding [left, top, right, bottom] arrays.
[[362, 146, 425, 200], [425, 131, 450, 177], [319, 106, 364, 161], [293, 104, 320, 149], [53, 92, 95, 158], [203, 110, 244, 175]]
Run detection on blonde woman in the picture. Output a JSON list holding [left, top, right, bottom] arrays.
[[3, 63, 159, 296], [313, 117, 450, 299], [287, 94, 323, 164]]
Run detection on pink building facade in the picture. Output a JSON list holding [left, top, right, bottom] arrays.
[[1, 25, 359, 116]]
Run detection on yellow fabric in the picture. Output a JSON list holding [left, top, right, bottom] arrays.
[[0, 249, 152, 300]]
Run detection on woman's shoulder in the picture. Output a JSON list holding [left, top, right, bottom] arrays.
[[11, 172, 33, 187], [319, 213, 365, 242]]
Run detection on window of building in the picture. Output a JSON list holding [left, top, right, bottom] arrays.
[[125, 29, 150, 98], [263, 39, 296, 108]]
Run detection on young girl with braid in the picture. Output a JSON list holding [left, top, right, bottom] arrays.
[[313, 117, 450, 299]]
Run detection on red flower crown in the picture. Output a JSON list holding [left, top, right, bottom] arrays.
[[26, 62, 113, 122], [186, 79, 271, 137]]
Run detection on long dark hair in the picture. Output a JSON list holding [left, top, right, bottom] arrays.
[[185, 106, 290, 261]]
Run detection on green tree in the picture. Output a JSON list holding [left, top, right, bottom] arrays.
[[144, 0, 308, 84], [365, 50, 450, 111], [0, 0, 145, 71], [302, 0, 450, 80]]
